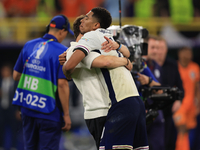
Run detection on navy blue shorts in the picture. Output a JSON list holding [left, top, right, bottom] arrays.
[[22, 115, 62, 150], [85, 116, 107, 148], [99, 96, 149, 150]]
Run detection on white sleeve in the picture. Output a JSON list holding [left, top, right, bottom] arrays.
[[82, 51, 101, 69], [74, 31, 102, 56], [66, 47, 73, 60], [74, 29, 116, 56]]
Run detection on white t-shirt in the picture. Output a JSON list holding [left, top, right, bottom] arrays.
[[67, 42, 110, 119], [67, 28, 139, 119], [74, 28, 121, 57]]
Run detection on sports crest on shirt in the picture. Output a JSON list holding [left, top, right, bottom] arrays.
[[33, 42, 49, 59], [190, 71, 196, 80]]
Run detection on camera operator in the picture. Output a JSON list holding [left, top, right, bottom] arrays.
[[146, 36, 184, 150], [138, 35, 165, 150]]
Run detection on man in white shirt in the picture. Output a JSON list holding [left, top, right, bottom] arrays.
[[63, 8, 149, 150], [59, 15, 132, 148]]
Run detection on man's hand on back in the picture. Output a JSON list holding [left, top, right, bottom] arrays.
[[125, 59, 132, 71], [59, 51, 67, 65], [101, 36, 120, 52]]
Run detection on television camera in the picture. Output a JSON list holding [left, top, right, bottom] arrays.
[[108, 25, 148, 73], [141, 86, 183, 125], [108, 25, 183, 124]]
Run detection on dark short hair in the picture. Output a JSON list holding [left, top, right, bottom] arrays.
[[73, 15, 85, 39], [47, 14, 74, 35], [91, 7, 112, 29], [49, 21, 60, 32], [178, 46, 192, 53]]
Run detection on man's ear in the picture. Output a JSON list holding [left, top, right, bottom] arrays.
[[60, 29, 65, 34], [60, 29, 68, 35], [93, 22, 100, 30], [58, 29, 62, 35]]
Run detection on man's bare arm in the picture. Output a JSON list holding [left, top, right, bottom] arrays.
[[119, 45, 131, 58], [13, 70, 22, 81], [137, 73, 161, 87], [62, 50, 85, 79], [57, 79, 71, 132], [92, 55, 132, 71], [62, 46, 133, 79]]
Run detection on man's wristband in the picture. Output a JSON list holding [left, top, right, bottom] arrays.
[[147, 77, 153, 86], [116, 40, 121, 51], [126, 57, 129, 66]]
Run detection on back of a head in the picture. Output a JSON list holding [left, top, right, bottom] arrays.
[[178, 46, 193, 58], [178, 47, 193, 65], [47, 15, 74, 35], [91, 7, 112, 29], [178, 46, 192, 53], [73, 15, 85, 39], [1, 62, 13, 77]]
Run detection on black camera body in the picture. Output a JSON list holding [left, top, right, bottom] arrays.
[[142, 86, 183, 125], [141, 86, 183, 110]]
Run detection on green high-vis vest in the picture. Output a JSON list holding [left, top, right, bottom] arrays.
[[169, 0, 193, 23], [134, 0, 156, 18]]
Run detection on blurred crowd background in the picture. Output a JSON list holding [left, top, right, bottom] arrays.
[[0, 0, 200, 150]]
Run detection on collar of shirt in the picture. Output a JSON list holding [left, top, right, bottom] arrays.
[[43, 34, 58, 42]]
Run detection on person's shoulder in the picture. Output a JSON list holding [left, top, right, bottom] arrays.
[[67, 42, 77, 52], [84, 28, 112, 37], [96, 28, 112, 38], [79, 30, 101, 45], [53, 42, 68, 52], [83, 30, 97, 38], [56, 43, 68, 49], [25, 37, 42, 46], [21, 38, 42, 51], [189, 61, 200, 69], [70, 41, 78, 47], [96, 28, 112, 34], [151, 59, 160, 67]]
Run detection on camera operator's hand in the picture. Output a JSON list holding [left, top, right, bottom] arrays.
[[137, 73, 161, 88], [59, 51, 67, 65], [137, 73, 149, 85]]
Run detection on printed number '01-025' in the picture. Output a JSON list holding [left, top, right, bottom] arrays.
[[13, 91, 46, 108]]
